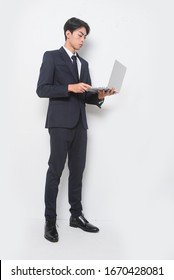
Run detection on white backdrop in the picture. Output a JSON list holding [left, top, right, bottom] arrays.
[[1, 0, 174, 259]]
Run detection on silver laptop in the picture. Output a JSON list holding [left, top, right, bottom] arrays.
[[88, 59, 127, 93]]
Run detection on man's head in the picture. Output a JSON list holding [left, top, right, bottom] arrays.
[[64, 17, 90, 52]]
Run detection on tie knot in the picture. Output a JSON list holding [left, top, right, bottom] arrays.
[[71, 55, 77, 62]]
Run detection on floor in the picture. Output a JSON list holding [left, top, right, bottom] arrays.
[[1, 215, 174, 260]]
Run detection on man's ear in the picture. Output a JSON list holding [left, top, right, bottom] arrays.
[[66, 30, 71, 39]]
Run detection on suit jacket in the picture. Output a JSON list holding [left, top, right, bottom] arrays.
[[36, 47, 101, 129]]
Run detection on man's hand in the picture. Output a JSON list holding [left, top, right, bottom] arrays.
[[68, 83, 91, 93], [98, 88, 117, 100]]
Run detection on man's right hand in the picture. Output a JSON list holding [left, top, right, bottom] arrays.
[[68, 83, 91, 93]]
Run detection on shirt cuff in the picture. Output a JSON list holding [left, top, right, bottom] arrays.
[[98, 98, 104, 107]]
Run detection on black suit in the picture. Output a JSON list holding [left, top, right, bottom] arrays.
[[36, 47, 101, 221]]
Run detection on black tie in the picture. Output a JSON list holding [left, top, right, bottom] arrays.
[[71, 55, 79, 81]]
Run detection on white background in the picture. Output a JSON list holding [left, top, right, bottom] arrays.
[[0, 0, 174, 259]]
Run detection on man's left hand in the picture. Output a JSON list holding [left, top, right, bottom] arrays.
[[98, 88, 117, 100]]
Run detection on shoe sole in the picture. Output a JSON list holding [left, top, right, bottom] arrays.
[[44, 235, 59, 242], [70, 223, 99, 233]]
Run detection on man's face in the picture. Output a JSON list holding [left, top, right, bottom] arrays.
[[66, 27, 87, 51]]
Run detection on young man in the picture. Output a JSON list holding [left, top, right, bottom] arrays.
[[36, 17, 115, 242]]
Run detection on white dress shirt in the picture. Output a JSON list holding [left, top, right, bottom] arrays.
[[63, 46, 81, 78]]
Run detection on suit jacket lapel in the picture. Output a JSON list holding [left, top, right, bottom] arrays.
[[77, 54, 85, 82], [59, 47, 79, 82]]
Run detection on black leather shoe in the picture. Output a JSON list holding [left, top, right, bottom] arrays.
[[70, 215, 99, 233], [44, 220, 59, 242]]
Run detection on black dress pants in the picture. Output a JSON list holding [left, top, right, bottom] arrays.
[[44, 118, 87, 221]]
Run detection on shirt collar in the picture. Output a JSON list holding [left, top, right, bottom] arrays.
[[63, 46, 77, 59]]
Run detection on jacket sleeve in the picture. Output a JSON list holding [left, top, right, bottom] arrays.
[[85, 92, 104, 108], [36, 51, 69, 98]]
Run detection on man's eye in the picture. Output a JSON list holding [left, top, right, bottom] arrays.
[[77, 33, 86, 39]]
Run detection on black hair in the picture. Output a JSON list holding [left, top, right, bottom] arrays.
[[64, 17, 90, 40]]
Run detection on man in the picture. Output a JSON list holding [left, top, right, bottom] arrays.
[[36, 17, 115, 242]]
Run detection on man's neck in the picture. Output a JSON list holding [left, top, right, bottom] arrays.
[[64, 42, 76, 54]]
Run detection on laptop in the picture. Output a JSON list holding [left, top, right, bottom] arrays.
[[88, 59, 127, 93]]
